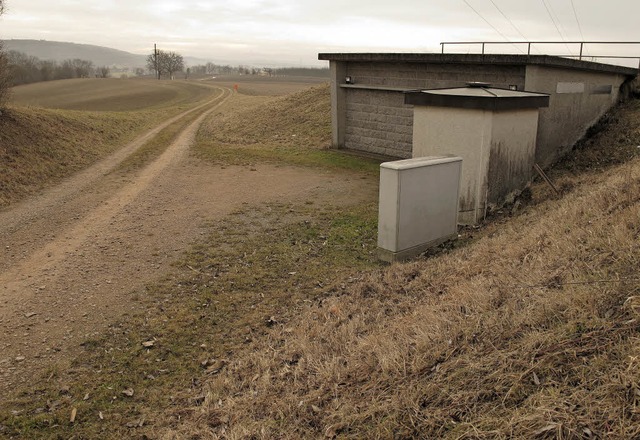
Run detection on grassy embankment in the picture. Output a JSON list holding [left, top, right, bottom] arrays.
[[0, 78, 220, 207], [1, 83, 639, 439], [171, 95, 640, 439]]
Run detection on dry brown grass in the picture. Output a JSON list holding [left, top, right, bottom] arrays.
[[0, 79, 219, 207], [0, 106, 155, 206], [161, 102, 640, 439], [3, 80, 639, 439], [195, 84, 379, 173], [198, 83, 330, 150]]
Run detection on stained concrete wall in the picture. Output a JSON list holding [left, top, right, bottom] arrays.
[[345, 61, 526, 89], [413, 106, 538, 224], [413, 106, 492, 224], [525, 65, 627, 166], [321, 54, 637, 165], [488, 110, 539, 204]]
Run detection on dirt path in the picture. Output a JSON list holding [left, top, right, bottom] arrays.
[[0, 89, 373, 393]]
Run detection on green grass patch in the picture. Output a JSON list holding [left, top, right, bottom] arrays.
[[196, 143, 381, 173]]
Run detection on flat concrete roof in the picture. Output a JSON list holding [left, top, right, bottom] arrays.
[[318, 53, 638, 77], [405, 86, 550, 111]]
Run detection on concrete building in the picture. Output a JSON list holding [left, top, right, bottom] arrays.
[[318, 53, 637, 166]]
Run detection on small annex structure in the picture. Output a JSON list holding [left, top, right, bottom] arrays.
[[405, 83, 549, 224], [318, 53, 638, 167]]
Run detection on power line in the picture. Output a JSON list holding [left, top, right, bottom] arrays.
[[547, 0, 573, 46], [540, 0, 573, 55], [462, 0, 524, 54], [488, 0, 528, 41], [570, 0, 585, 41]]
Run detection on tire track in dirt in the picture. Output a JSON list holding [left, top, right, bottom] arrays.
[[0, 87, 228, 240], [0, 88, 232, 293]]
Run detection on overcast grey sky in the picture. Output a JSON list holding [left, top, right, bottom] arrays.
[[1, 0, 638, 67]]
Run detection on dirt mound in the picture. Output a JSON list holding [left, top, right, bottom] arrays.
[[200, 83, 330, 149]]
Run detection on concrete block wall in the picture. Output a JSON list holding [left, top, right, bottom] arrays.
[[345, 89, 413, 158]]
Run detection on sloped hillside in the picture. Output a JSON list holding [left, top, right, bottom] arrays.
[[196, 83, 379, 172], [0, 107, 150, 206], [166, 100, 640, 438], [3, 39, 145, 67], [198, 83, 330, 149]]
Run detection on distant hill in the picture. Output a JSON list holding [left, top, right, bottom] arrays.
[[1, 39, 312, 71], [3, 39, 147, 68]]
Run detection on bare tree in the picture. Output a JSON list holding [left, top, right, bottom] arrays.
[[162, 51, 184, 80], [147, 49, 184, 80], [70, 58, 94, 78], [97, 66, 110, 78], [146, 52, 160, 78], [0, 50, 9, 109]]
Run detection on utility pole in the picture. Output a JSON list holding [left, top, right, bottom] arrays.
[[154, 44, 160, 80]]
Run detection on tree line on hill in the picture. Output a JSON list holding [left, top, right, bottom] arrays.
[[6, 51, 111, 86], [1, 47, 330, 90]]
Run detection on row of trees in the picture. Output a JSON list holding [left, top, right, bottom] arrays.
[[144, 49, 330, 80], [186, 62, 329, 78], [6, 51, 110, 86]]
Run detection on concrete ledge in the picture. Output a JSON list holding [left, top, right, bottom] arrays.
[[377, 233, 457, 263], [340, 84, 409, 92], [319, 53, 638, 77]]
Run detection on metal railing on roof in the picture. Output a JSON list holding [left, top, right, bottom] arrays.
[[440, 41, 640, 69]]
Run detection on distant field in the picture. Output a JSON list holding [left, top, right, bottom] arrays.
[[10, 76, 328, 110], [203, 75, 328, 96], [9, 78, 218, 111]]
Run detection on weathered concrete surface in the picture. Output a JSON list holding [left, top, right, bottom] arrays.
[[320, 53, 637, 166], [412, 107, 539, 224], [346, 89, 414, 158], [525, 64, 628, 166]]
